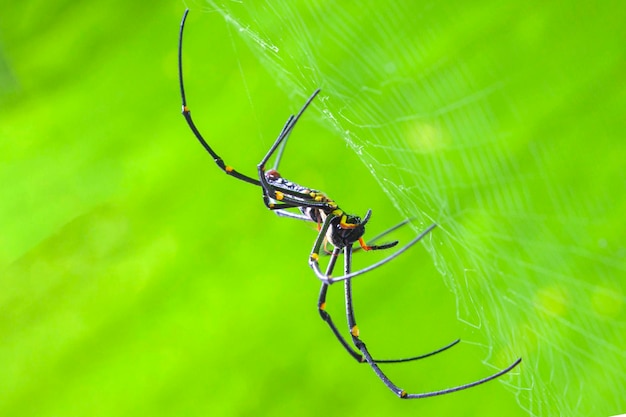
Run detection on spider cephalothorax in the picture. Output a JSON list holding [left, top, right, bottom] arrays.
[[327, 213, 366, 248]]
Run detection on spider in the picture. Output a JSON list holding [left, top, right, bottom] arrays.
[[178, 9, 521, 399]]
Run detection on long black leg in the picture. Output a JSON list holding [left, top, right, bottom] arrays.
[[351, 218, 412, 253], [318, 248, 460, 363], [342, 245, 522, 398], [271, 116, 295, 172], [178, 9, 261, 186], [366, 219, 412, 244], [257, 90, 329, 209], [256, 96, 339, 214], [318, 248, 364, 362], [320, 218, 412, 257], [250, 88, 342, 216], [257, 89, 320, 174]]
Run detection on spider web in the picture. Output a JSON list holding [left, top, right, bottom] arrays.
[[199, 1, 625, 416]]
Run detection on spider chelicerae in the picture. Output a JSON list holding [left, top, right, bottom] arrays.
[[178, 9, 521, 399]]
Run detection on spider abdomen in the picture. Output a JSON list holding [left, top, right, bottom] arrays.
[[265, 169, 315, 194], [265, 169, 337, 208]]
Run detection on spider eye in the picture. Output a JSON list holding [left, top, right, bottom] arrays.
[[265, 169, 281, 180]]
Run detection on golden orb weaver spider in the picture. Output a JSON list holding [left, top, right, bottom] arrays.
[[178, 9, 521, 399]]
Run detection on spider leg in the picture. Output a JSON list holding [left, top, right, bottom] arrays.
[[317, 247, 364, 362], [320, 218, 411, 257], [367, 218, 413, 243], [352, 218, 413, 253], [308, 213, 339, 284], [342, 245, 522, 398], [253, 90, 343, 214], [257, 89, 319, 187], [272, 116, 295, 172], [317, 248, 460, 363], [273, 209, 312, 222], [257, 89, 320, 174], [255, 90, 335, 212], [178, 10, 260, 187], [310, 223, 438, 284]]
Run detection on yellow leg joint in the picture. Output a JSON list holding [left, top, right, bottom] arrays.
[[319, 302, 326, 311], [275, 191, 284, 200], [400, 390, 407, 398], [310, 253, 319, 262], [225, 165, 234, 172], [350, 325, 360, 337]]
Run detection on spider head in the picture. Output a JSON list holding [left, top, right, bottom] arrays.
[[328, 211, 371, 248]]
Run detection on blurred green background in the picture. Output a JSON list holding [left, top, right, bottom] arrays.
[[1, 1, 624, 416]]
